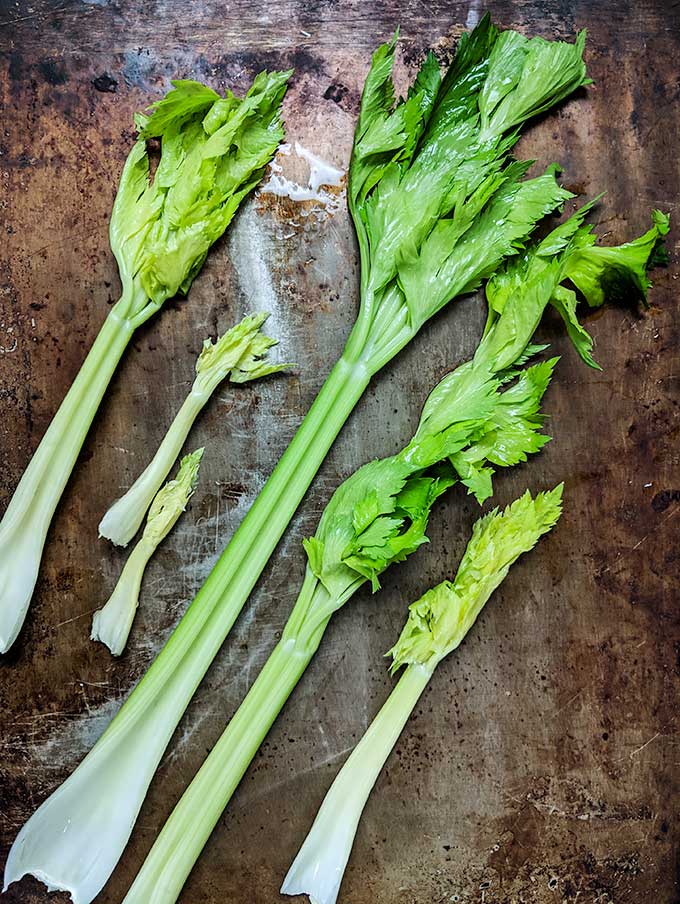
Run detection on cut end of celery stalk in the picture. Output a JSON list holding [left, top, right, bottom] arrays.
[[3, 692, 172, 904], [281, 861, 343, 904], [98, 498, 143, 548], [91, 532, 156, 655], [281, 807, 353, 904], [3, 866, 83, 904], [0, 609, 29, 656], [91, 607, 128, 657]]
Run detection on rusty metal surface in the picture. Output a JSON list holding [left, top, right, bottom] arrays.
[[0, 1, 678, 901]]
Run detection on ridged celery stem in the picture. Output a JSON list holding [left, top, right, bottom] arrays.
[[281, 663, 433, 904], [0, 304, 135, 653], [98, 389, 207, 546], [4, 356, 369, 904], [122, 571, 331, 904]]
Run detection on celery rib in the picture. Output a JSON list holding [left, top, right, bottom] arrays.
[[0, 307, 134, 652], [99, 312, 287, 547], [282, 664, 432, 904], [98, 391, 206, 547]]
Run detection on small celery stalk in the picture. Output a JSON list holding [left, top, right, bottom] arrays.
[[0, 71, 291, 654], [99, 313, 289, 547], [282, 487, 563, 904], [92, 449, 203, 655]]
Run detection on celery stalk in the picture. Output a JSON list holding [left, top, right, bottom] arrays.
[[124, 571, 327, 904], [0, 305, 136, 652], [99, 313, 289, 547], [92, 449, 203, 655], [283, 488, 564, 904], [281, 664, 431, 904]]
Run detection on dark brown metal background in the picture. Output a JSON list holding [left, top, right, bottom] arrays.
[[1, 1, 678, 901]]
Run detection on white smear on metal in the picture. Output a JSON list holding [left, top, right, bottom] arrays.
[[2, 698, 124, 772], [259, 141, 344, 218], [227, 202, 289, 345], [465, 0, 481, 29], [177, 478, 264, 587], [295, 142, 344, 193]]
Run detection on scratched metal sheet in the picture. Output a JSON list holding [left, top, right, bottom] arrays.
[[0, 1, 678, 902]]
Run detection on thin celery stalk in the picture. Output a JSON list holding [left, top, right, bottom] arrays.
[[282, 663, 432, 904], [99, 390, 206, 546], [0, 305, 135, 652], [100, 310, 287, 547], [90, 537, 154, 656], [92, 448, 203, 655]]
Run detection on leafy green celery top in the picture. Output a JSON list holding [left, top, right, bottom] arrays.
[[0, 70, 291, 654], [5, 17, 592, 904]]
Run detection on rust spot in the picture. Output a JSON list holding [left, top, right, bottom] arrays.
[[651, 489, 680, 513], [323, 82, 348, 104], [92, 73, 118, 93], [38, 59, 67, 86]]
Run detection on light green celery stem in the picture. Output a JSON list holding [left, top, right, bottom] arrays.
[[123, 574, 330, 904], [313, 663, 431, 833], [100, 388, 208, 545], [283, 663, 432, 903], [91, 537, 155, 655], [0, 305, 134, 652]]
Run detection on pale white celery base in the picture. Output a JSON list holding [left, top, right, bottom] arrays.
[[282, 663, 432, 904], [0, 525, 46, 659], [99, 390, 207, 546], [0, 309, 134, 653], [91, 539, 154, 655], [3, 651, 190, 904]]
